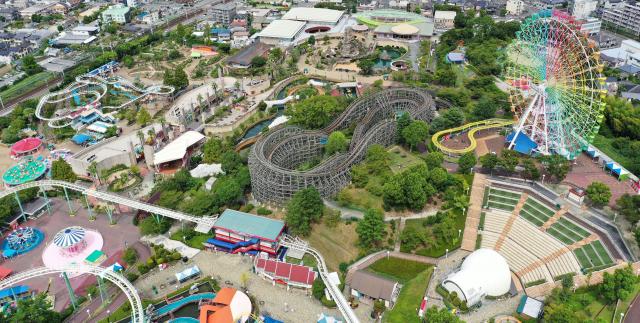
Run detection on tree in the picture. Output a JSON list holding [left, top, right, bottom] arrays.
[[211, 177, 243, 206], [136, 107, 151, 126], [601, 266, 638, 303], [286, 95, 346, 129], [138, 216, 172, 235], [585, 181, 611, 207], [311, 277, 325, 300], [3, 293, 61, 323], [307, 35, 316, 45], [519, 158, 540, 181], [220, 151, 243, 174], [434, 67, 456, 86], [51, 159, 77, 183], [123, 247, 138, 265], [479, 153, 498, 173], [180, 190, 216, 216], [498, 149, 519, 172], [356, 208, 385, 249], [401, 120, 429, 151], [457, 152, 476, 174], [617, 194, 640, 224], [540, 154, 571, 182], [325, 131, 348, 155], [163, 67, 189, 89], [286, 188, 324, 236], [21, 55, 42, 75], [424, 306, 464, 323], [250, 56, 267, 68], [472, 95, 498, 119], [396, 112, 411, 143], [203, 137, 226, 163], [424, 152, 444, 169], [357, 59, 375, 75]]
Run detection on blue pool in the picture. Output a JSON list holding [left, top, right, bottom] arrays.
[[155, 292, 215, 317], [167, 318, 199, 323]]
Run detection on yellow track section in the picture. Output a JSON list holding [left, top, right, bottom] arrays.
[[431, 118, 514, 155]]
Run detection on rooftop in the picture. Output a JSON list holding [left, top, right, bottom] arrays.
[[103, 5, 130, 15], [347, 270, 398, 301], [281, 7, 344, 24], [434, 10, 457, 20], [258, 19, 306, 39], [154, 130, 205, 165], [212, 2, 236, 11], [214, 209, 285, 242]]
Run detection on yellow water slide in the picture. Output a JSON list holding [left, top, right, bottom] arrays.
[[431, 118, 514, 155]]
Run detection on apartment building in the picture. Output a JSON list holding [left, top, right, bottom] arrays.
[[601, 3, 640, 37], [211, 2, 236, 25]]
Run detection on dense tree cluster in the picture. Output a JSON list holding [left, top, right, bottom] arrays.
[[0, 187, 38, 225], [325, 131, 348, 155], [51, 159, 78, 183], [286, 95, 349, 129], [1, 293, 61, 322], [163, 67, 189, 90], [356, 208, 386, 249], [286, 187, 324, 236], [0, 99, 37, 144], [585, 181, 611, 207]]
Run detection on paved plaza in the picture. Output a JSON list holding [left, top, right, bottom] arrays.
[[0, 198, 143, 311], [134, 251, 374, 322]]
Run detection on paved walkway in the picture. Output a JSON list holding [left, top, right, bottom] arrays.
[[461, 173, 487, 251], [141, 235, 200, 258], [133, 251, 374, 322]]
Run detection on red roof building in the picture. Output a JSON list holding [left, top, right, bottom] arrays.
[[10, 138, 42, 157], [254, 257, 316, 289]]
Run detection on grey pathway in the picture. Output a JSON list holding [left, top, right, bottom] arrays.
[[407, 40, 421, 72]]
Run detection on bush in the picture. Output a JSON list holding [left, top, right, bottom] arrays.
[[242, 203, 255, 212], [137, 264, 150, 275], [126, 272, 139, 282], [321, 295, 337, 308], [256, 207, 272, 215], [123, 247, 138, 265]]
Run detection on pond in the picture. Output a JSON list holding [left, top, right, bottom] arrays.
[[373, 49, 402, 68], [241, 106, 285, 140]]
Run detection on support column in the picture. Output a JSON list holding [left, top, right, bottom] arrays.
[[63, 186, 73, 213], [14, 192, 25, 222], [62, 272, 77, 310], [97, 275, 109, 304], [84, 194, 93, 220], [153, 213, 161, 224], [105, 203, 114, 225], [40, 187, 52, 215]]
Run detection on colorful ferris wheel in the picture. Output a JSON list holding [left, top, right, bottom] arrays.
[[505, 9, 606, 159]]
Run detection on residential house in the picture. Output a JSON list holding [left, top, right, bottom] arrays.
[[347, 270, 401, 308], [434, 10, 456, 31], [101, 5, 131, 24]]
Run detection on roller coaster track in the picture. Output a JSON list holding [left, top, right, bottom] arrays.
[[0, 264, 145, 323], [36, 73, 174, 128], [249, 87, 436, 204], [1, 181, 355, 321], [280, 235, 359, 323], [431, 118, 514, 156], [0, 180, 218, 230]]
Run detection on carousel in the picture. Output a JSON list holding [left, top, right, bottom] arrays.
[[42, 226, 104, 275], [1, 227, 45, 258]]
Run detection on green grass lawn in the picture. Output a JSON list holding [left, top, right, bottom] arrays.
[[0, 71, 54, 102], [366, 257, 430, 284], [383, 267, 433, 323], [592, 135, 636, 173], [169, 229, 211, 249], [387, 146, 425, 174], [339, 187, 384, 212], [402, 208, 466, 258]]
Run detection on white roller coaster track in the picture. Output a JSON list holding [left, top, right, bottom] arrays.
[[36, 73, 174, 128], [0, 180, 357, 322], [280, 235, 360, 323], [0, 180, 217, 230], [0, 264, 145, 323]]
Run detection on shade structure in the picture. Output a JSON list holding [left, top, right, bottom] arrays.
[[10, 137, 42, 156], [53, 226, 88, 255]]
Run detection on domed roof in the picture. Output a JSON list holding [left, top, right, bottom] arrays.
[[442, 248, 511, 305], [53, 226, 86, 248], [391, 24, 419, 35], [351, 24, 369, 32]]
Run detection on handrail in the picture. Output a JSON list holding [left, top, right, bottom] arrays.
[[0, 264, 144, 323]]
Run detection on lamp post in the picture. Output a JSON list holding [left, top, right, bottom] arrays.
[[445, 249, 449, 259], [541, 174, 545, 184], [619, 312, 624, 323], [86, 309, 91, 318], [458, 229, 462, 239]]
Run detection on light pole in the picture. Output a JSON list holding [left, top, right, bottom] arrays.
[[445, 249, 449, 259], [86, 309, 91, 318], [458, 229, 462, 239], [107, 310, 111, 323], [619, 312, 624, 323], [541, 174, 545, 184]]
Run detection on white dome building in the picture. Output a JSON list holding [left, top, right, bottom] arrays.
[[442, 248, 511, 306]]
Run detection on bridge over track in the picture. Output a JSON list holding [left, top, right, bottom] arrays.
[[0, 180, 217, 232]]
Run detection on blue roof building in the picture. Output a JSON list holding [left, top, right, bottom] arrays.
[[446, 52, 465, 64]]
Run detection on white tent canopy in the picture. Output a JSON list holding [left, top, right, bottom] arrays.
[[154, 131, 205, 165], [190, 163, 224, 178]]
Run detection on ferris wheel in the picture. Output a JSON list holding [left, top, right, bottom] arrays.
[[505, 9, 606, 159]]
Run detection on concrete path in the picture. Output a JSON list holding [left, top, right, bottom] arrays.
[[407, 41, 421, 72], [141, 235, 200, 258], [461, 173, 487, 251]]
